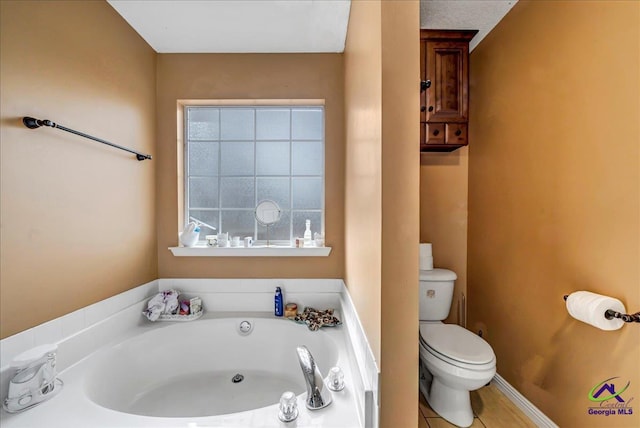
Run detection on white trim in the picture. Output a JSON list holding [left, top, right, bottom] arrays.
[[339, 281, 379, 428], [492, 373, 558, 428], [168, 246, 332, 257], [177, 99, 325, 106]]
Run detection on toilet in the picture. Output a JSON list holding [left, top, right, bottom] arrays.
[[418, 268, 496, 428]]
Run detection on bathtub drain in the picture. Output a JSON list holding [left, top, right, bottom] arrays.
[[231, 373, 244, 383]]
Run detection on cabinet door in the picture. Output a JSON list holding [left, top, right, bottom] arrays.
[[420, 40, 427, 123], [425, 40, 469, 123]]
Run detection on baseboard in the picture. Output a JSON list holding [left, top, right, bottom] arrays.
[[492, 374, 558, 428]]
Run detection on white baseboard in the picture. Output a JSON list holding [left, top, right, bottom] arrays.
[[492, 373, 558, 428]]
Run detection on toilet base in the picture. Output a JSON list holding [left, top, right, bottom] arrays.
[[419, 367, 474, 428]]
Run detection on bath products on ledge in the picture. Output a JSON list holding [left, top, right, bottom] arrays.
[[179, 300, 190, 315], [144, 289, 179, 321], [190, 297, 202, 315], [284, 303, 298, 318], [274, 287, 284, 317], [143, 290, 203, 322], [292, 307, 341, 331], [179, 222, 200, 247], [303, 219, 312, 247]]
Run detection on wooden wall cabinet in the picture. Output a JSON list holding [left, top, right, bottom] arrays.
[[420, 30, 477, 152]]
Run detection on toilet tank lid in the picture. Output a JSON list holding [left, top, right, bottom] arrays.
[[419, 268, 457, 281]]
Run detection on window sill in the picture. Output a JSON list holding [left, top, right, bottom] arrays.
[[168, 246, 332, 257]]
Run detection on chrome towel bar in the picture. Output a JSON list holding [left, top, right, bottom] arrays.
[[23, 117, 152, 161]]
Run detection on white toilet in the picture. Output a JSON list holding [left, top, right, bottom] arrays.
[[419, 268, 496, 428]]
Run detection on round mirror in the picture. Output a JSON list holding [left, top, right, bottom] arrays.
[[255, 200, 282, 226]]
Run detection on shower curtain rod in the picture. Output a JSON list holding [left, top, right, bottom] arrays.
[[23, 117, 152, 161]]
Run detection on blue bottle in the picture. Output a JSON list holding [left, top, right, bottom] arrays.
[[274, 287, 284, 317]]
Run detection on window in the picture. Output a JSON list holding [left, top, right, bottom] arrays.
[[184, 105, 324, 245]]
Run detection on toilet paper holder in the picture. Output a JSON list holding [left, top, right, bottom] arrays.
[[563, 295, 640, 323]]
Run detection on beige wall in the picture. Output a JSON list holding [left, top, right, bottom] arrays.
[[156, 54, 344, 278], [420, 150, 468, 325], [468, 1, 639, 427], [345, 1, 420, 427], [380, 1, 421, 426], [344, 0, 383, 363], [0, 0, 157, 339]]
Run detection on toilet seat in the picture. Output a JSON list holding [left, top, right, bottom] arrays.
[[419, 323, 495, 369]]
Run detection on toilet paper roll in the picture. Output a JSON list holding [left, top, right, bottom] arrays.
[[565, 291, 626, 331], [419, 243, 433, 270]]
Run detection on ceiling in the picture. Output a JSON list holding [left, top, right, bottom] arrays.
[[421, 0, 518, 51], [106, 0, 351, 53], [107, 0, 517, 54]]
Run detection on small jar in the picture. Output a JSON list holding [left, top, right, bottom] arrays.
[[205, 235, 218, 247], [284, 303, 298, 318]]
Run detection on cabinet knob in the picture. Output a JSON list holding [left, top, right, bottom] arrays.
[[428, 106, 434, 112], [420, 80, 431, 91], [433, 129, 440, 136], [455, 129, 462, 136], [420, 106, 426, 112]]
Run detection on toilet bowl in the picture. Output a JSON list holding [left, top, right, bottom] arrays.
[[418, 268, 496, 428], [419, 322, 495, 427]]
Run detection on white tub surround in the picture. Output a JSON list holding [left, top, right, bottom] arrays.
[[0, 279, 378, 428]]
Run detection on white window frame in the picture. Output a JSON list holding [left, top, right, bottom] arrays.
[[178, 99, 326, 249]]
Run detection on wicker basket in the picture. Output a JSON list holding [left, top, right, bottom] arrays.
[[155, 308, 203, 322]]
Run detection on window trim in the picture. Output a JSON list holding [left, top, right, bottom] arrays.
[[168, 246, 332, 257], [175, 99, 327, 253]]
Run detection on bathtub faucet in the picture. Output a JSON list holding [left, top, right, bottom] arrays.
[[296, 345, 332, 410]]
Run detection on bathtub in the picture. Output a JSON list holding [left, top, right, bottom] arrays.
[[88, 317, 340, 418], [0, 279, 378, 427]]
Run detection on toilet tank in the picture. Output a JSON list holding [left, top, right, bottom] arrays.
[[419, 268, 457, 321]]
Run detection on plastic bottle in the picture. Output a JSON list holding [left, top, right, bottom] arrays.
[[274, 287, 284, 317], [303, 219, 312, 247]]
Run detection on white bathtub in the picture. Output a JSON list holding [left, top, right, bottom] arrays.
[[0, 279, 378, 428], [86, 318, 338, 418]]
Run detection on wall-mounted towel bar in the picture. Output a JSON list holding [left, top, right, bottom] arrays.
[[23, 117, 152, 161]]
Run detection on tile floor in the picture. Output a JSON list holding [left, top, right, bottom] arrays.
[[419, 383, 538, 428]]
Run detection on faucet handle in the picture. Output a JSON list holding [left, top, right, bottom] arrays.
[[278, 391, 299, 422], [327, 366, 345, 391]]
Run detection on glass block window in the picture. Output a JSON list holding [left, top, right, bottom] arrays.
[[185, 105, 324, 245]]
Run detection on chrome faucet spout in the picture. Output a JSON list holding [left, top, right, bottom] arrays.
[[296, 345, 332, 410]]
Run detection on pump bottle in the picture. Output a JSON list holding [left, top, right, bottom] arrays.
[[303, 219, 312, 247]]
